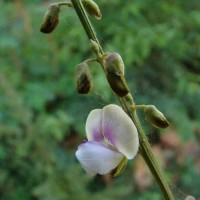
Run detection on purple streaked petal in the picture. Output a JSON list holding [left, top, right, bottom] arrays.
[[75, 141, 124, 175], [85, 109, 104, 141], [102, 104, 139, 159]]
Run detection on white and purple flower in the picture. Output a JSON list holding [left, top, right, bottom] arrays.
[[76, 104, 139, 176]]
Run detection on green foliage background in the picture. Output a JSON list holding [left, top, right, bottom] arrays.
[[0, 0, 200, 199]]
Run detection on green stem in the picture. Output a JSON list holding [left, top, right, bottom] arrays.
[[71, 0, 174, 199], [131, 104, 146, 111], [84, 57, 97, 64], [119, 95, 174, 200], [58, 2, 73, 7], [70, 0, 103, 54]]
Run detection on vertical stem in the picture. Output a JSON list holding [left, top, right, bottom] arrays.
[[119, 95, 174, 200], [71, 0, 174, 199], [71, 0, 103, 54]]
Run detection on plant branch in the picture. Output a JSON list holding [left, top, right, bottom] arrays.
[[71, 0, 174, 199]]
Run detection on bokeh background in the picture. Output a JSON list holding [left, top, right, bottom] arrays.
[[1, 0, 200, 199]]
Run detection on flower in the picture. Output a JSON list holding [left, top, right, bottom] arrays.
[[75, 104, 139, 176]]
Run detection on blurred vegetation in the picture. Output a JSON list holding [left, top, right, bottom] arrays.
[[0, 0, 200, 199]]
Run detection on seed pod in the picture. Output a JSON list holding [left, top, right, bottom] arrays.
[[104, 53, 129, 97], [81, 0, 102, 20], [76, 63, 92, 94], [144, 105, 169, 128], [40, 3, 60, 34]]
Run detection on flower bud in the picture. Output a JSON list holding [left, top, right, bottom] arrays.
[[40, 3, 60, 34], [76, 63, 92, 94], [104, 53, 129, 97], [185, 196, 196, 200], [105, 53, 124, 75], [90, 39, 99, 55], [144, 105, 169, 128], [81, 0, 102, 20]]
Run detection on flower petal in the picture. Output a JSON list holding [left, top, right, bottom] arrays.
[[102, 104, 139, 159], [75, 141, 124, 175], [85, 109, 104, 141]]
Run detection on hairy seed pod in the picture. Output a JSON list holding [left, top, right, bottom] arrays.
[[144, 105, 169, 128], [104, 53, 129, 97], [82, 0, 102, 20], [40, 3, 60, 34], [76, 63, 92, 94]]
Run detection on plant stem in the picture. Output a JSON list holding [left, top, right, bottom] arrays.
[[70, 0, 103, 54], [71, 0, 174, 199], [131, 104, 146, 110], [84, 57, 97, 64], [58, 2, 73, 7]]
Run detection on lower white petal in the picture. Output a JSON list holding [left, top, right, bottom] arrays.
[[75, 141, 124, 175]]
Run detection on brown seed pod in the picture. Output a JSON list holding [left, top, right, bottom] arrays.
[[144, 105, 169, 128], [104, 53, 129, 97], [40, 3, 60, 34], [76, 63, 92, 94], [82, 0, 102, 20]]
